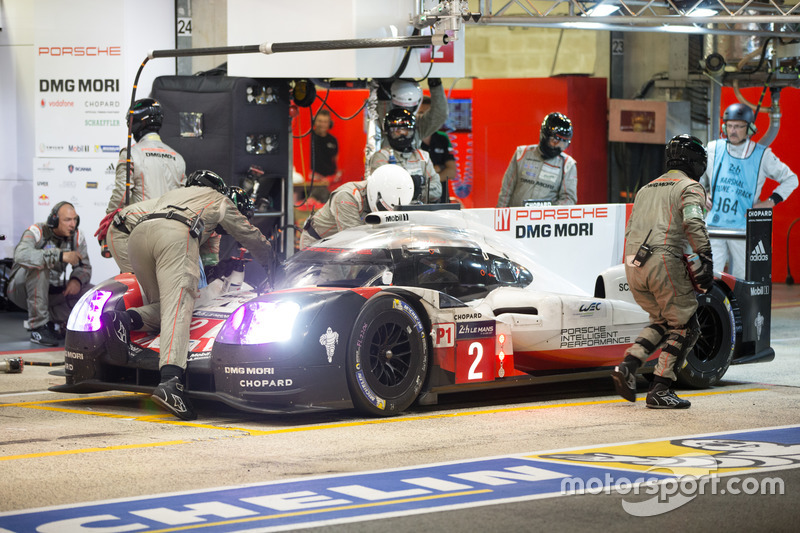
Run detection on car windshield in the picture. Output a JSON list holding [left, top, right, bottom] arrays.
[[278, 247, 394, 288], [276, 226, 532, 299]]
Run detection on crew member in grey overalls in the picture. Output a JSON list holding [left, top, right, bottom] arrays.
[[611, 135, 714, 409]]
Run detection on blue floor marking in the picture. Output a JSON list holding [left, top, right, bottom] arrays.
[[2, 424, 798, 532]]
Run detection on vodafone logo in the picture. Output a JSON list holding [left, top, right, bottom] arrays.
[[41, 99, 75, 108]]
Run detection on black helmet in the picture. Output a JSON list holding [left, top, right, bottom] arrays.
[[539, 112, 573, 159], [226, 186, 255, 219], [384, 108, 416, 153], [129, 98, 163, 141], [665, 134, 707, 180], [185, 170, 226, 193], [722, 103, 756, 137]]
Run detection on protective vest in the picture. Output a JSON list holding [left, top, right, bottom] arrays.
[[707, 141, 765, 229]]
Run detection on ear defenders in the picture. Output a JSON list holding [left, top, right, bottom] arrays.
[[46, 201, 80, 229], [722, 121, 757, 137]]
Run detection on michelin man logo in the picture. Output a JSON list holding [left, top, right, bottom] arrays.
[[755, 311, 764, 341], [319, 327, 339, 363]]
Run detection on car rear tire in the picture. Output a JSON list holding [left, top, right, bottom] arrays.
[[345, 294, 429, 416], [676, 284, 736, 388]]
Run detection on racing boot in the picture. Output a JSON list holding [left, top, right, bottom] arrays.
[[30, 325, 59, 347], [610, 356, 641, 402], [646, 382, 691, 409], [151, 377, 197, 421]]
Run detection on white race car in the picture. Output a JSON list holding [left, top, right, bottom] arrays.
[[56, 207, 769, 416]]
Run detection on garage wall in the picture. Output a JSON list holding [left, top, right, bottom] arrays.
[[465, 26, 609, 80], [0, 1, 35, 260]]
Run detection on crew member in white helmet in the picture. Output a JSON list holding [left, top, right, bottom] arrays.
[[299, 165, 415, 249]]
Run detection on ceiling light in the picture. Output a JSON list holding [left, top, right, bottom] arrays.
[[689, 8, 718, 17], [586, 5, 620, 17]]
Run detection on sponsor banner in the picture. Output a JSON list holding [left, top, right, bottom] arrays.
[[31, 0, 176, 287], [34, 1, 127, 157], [1, 425, 796, 531], [745, 208, 772, 285], [472, 205, 628, 294]]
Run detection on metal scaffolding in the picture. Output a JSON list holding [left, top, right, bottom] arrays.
[[475, 1, 800, 38]]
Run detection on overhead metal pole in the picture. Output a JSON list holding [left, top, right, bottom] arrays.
[[123, 33, 448, 250]]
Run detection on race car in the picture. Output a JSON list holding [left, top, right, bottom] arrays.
[[53, 207, 773, 416]]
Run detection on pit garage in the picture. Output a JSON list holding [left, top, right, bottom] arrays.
[[2, 1, 800, 531]]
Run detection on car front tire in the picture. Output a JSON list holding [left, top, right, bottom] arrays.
[[345, 294, 429, 416]]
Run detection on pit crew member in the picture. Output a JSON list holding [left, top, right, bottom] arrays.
[[299, 164, 415, 249], [497, 112, 577, 207], [369, 108, 442, 203], [700, 102, 798, 278], [611, 135, 714, 409], [105, 171, 273, 420], [378, 78, 448, 151], [7, 201, 92, 346], [106, 98, 186, 213]]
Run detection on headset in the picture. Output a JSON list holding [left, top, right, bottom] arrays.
[[722, 121, 758, 137], [721, 103, 758, 138], [46, 201, 80, 229]]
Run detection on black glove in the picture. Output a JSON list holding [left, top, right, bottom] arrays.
[[376, 79, 393, 101], [694, 250, 714, 293], [427, 77, 442, 88]]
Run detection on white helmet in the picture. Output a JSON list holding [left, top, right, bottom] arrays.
[[390, 79, 423, 111], [367, 165, 415, 212]]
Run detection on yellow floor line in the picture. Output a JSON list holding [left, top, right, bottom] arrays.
[[1, 440, 189, 462], [0, 387, 768, 463], [145, 489, 493, 533]]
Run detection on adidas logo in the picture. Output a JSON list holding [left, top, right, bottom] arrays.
[[750, 240, 769, 262]]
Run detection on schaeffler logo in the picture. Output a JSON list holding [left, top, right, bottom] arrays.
[[750, 240, 769, 262]]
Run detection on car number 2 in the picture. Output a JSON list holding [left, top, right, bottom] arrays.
[[456, 339, 494, 383], [469, 342, 483, 380]]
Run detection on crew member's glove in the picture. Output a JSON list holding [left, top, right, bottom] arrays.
[[94, 208, 120, 243], [427, 77, 442, 88], [694, 250, 714, 293], [376, 79, 393, 101]]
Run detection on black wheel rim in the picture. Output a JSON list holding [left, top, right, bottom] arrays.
[[691, 301, 724, 368], [365, 313, 414, 395]]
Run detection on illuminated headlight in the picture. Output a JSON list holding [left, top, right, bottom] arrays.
[[218, 301, 301, 345], [66, 290, 112, 332]]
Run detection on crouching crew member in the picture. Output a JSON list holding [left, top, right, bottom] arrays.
[[611, 135, 714, 409], [299, 164, 415, 249], [104, 170, 274, 420], [7, 201, 92, 346]]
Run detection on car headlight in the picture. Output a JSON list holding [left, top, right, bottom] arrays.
[[218, 301, 300, 345], [66, 290, 113, 332]]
